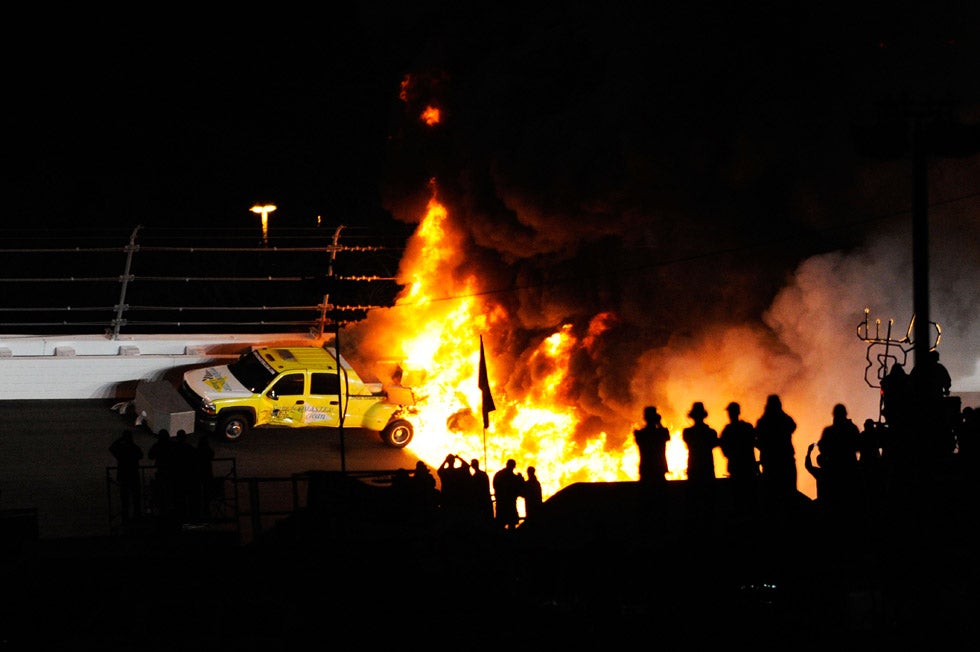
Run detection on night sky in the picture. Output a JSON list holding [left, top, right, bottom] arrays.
[[5, 5, 980, 398], [8, 9, 408, 230], [8, 5, 977, 230]]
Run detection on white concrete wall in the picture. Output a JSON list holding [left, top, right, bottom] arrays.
[[0, 333, 328, 400]]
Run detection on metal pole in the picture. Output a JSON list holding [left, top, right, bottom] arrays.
[[317, 294, 329, 339], [911, 115, 930, 371], [315, 225, 344, 341], [329, 225, 344, 277], [111, 225, 141, 340], [336, 321, 347, 474], [327, 226, 348, 474]]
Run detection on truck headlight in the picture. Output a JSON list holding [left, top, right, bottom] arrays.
[[201, 399, 216, 416]]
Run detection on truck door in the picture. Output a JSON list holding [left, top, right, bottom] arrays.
[[267, 372, 308, 426], [304, 371, 341, 427]]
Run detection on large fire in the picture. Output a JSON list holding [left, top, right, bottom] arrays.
[[351, 54, 980, 514], [351, 184, 705, 512], [345, 70, 951, 509]]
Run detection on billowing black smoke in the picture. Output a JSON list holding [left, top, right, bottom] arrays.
[[359, 4, 980, 491]]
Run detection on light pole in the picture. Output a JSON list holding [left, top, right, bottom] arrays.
[[250, 204, 277, 246]]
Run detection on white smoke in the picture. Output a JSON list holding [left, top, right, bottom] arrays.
[[368, 7, 980, 499]]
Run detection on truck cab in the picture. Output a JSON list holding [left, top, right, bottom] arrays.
[[178, 345, 417, 447]]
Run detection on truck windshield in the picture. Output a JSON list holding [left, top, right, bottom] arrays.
[[226, 351, 276, 392]]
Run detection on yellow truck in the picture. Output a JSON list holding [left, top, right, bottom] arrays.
[[176, 344, 417, 447]]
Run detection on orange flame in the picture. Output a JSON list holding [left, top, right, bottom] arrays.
[[356, 184, 699, 512], [420, 106, 441, 126]]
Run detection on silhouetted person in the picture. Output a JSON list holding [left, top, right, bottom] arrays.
[[683, 402, 718, 528], [953, 406, 980, 506], [410, 460, 439, 521], [755, 394, 798, 519], [804, 442, 826, 502], [804, 442, 851, 534], [814, 404, 861, 525], [817, 404, 860, 469], [493, 459, 524, 530], [109, 429, 143, 523], [634, 405, 671, 526], [523, 466, 543, 523], [438, 453, 471, 520], [910, 350, 956, 464], [468, 458, 494, 523], [880, 363, 911, 429], [858, 419, 881, 467], [879, 363, 913, 480], [858, 418, 884, 507], [910, 349, 951, 401], [391, 467, 411, 491], [719, 401, 759, 517], [956, 406, 979, 467], [196, 435, 216, 520], [683, 402, 718, 483], [634, 406, 671, 485]]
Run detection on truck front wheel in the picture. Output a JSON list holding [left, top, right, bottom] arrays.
[[217, 413, 251, 442], [380, 419, 413, 448]]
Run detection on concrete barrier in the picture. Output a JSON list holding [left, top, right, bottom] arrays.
[[0, 333, 328, 400]]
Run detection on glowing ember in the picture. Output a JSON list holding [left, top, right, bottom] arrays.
[[420, 106, 441, 126]]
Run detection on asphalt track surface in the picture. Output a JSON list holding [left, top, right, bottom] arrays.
[[0, 399, 421, 540], [2, 400, 979, 648]]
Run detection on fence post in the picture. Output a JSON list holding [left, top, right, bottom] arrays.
[[110, 225, 141, 340]]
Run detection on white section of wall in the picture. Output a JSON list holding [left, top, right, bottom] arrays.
[[0, 333, 324, 357], [0, 333, 328, 400]]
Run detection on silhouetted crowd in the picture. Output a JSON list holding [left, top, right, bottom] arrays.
[[107, 349, 978, 546], [109, 431, 548, 534], [109, 428, 216, 532], [386, 453, 543, 530], [97, 350, 980, 646], [633, 350, 979, 537]]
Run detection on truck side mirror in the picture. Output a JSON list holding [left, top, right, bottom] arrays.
[[267, 390, 279, 400]]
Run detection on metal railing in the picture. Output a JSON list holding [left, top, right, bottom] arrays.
[[0, 223, 408, 339], [106, 464, 409, 545], [106, 457, 242, 537]]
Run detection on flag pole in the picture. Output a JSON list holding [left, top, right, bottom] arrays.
[[478, 334, 495, 472]]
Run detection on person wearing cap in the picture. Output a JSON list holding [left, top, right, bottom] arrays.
[[634, 405, 671, 485], [683, 401, 719, 483], [720, 401, 759, 517], [683, 401, 720, 529], [720, 402, 757, 480]]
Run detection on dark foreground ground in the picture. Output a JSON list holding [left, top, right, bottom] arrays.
[[3, 469, 979, 650]]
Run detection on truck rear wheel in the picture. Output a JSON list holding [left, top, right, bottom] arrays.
[[380, 419, 413, 448], [217, 413, 251, 442]]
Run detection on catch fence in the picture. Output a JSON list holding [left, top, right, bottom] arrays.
[[0, 223, 409, 338]]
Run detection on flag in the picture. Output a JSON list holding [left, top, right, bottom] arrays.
[[478, 335, 496, 429]]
